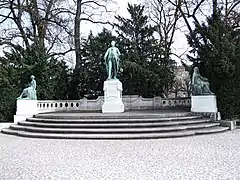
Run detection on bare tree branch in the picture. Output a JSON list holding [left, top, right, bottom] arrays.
[[48, 48, 74, 57]]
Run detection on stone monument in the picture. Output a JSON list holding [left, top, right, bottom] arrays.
[[191, 67, 217, 113], [15, 75, 38, 123], [102, 41, 124, 113]]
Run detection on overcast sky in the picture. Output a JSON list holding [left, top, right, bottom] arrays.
[[81, 0, 189, 65], [0, 0, 189, 66], [119, 0, 189, 64]]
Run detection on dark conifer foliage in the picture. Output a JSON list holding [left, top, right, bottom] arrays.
[[187, 9, 240, 118], [114, 3, 175, 97], [0, 48, 70, 122]]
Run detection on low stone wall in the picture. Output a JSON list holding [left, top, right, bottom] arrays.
[[37, 95, 191, 113], [0, 123, 13, 130]]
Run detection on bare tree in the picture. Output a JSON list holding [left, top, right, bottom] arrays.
[[73, 0, 115, 70], [0, 0, 74, 59], [165, 0, 240, 48], [170, 67, 191, 97], [219, 0, 240, 28], [144, 0, 182, 66]]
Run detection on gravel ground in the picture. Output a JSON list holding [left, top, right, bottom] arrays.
[[0, 130, 240, 180]]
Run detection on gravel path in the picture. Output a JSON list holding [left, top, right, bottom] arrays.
[[0, 130, 240, 180]]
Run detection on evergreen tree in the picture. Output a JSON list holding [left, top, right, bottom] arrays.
[[0, 56, 18, 122], [115, 3, 174, 97], [187, 9, 240, 118], [79, 29, 116, 98], [0, 48, 70, 121]]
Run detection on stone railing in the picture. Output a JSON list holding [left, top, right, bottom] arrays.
[[14, 96, 191, 123], [37, 95, 191, 113], [37, 100, 81, 113]]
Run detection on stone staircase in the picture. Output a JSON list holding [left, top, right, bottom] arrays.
[[1, 110, 229, 139]]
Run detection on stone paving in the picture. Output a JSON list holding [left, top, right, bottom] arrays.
[[0, 130, 240, 180], [37, 108, 191, 118]]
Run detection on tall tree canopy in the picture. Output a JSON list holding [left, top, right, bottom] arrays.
[[115, 3, 175, 97], [77, 29, 116, 99], [187, 2, 240, 118]]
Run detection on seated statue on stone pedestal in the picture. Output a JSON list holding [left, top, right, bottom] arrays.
[[17, 75, 37, 100], [191, 67, 213, 95]]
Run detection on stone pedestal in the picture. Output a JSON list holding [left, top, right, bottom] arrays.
[[191, 95, 217, 113], [220, 120, 236, 130], [14, 100, 38, 123], [102, 79, 124, 113]]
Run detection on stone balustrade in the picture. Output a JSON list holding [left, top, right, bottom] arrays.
[[37, 96, 191, 113], [37, 100, 81, 113]]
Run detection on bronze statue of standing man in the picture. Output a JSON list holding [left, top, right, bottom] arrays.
[[104, 41, 121, 80]]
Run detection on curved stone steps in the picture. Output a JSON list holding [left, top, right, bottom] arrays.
[[1, 126, 229, 139], [19, 119, 211, 128], [9, 123, 220, 134], [34, 112, 192, 119], [26, 116, 202, 124], [1, 110, 229, 139]]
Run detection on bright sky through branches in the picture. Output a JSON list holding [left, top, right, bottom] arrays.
[[82, 0, 189, 64]]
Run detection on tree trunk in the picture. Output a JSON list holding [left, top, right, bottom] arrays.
[[37, 23, 46, 52], [74, 0, 82, 70]]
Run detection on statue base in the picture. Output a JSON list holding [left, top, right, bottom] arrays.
[[191, 95, 217, 113], [14, 100, 38, 123], [102, 79, 124, 113]]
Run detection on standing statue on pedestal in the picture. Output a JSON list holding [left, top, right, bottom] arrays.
[[104, 40, 121, 80], [102, 41, 124, 113], [191, 67, 213, 95], [17, 75, 37, 100]]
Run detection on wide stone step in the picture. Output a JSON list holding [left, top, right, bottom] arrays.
[[194, 126, 229, 134], [35, 112, 192, 119], [26, 116, 201, 124], [1, 126, 229, 139], [9, 123, 220, 134], [19, 119, 211, 128]]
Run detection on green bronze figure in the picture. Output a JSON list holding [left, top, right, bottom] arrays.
[[104, 41, 121, 80], [191, 67, 213, 95], [17, 75, 37, 100]]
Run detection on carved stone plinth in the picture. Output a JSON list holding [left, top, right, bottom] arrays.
[[14, 100, 38, 123], [191, 95, 217, 113], [102, 79, 124, 113]]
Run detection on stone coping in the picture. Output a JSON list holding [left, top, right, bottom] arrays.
[[0, 122, 13, 130], [35, 108, 192, 119]]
